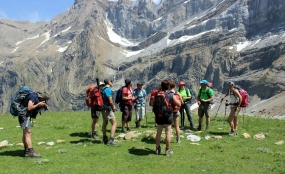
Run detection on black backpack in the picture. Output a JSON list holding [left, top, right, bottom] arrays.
[[153, 91, 173, 118]]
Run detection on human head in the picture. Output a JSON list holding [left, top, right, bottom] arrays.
[[200, 79, 208, 89], [161, 79, 170, 91], [125, 79, 132, 87], [37, 91, 50, 102], [104, 78, 113, 86], [169, 80, 175, 89], [228, 81, 234, 89], [137, 82, 143, 89], [179, 81, 185, 89], [99, 82, 105, 89]]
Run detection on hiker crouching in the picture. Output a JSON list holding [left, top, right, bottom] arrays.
[[150, 80, 181, 156], [197, 80, 214, 132], [221, 81, 242, 136], [19, 91, 49, 158]]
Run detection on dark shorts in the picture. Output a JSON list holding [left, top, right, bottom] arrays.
[[122, 104, 132, 122], [155, 115, 173, 125], [18, 116, 31, 129], [198, 102, 211, 117], [91, 107, 100, 119]]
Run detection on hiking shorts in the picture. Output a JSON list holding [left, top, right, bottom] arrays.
[[198, 102, 211, 117], [173, 111, 180, 117], [91, 107, 100, 119], [229, 106, 240, 117], [156, 115, 173, 125], [101, 110, 115, 120], [18, 116, 32, 129], [122, 104, 132, 122]]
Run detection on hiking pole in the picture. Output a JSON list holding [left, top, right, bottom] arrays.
[[213, 101, 223, 121], [145, 98, 147, 128]]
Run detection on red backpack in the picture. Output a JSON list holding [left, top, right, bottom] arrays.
[[86, 84, 105, 111], [153, 91, 173, 118], [235, 85, 249, 108], [172, 93, 181, 113]]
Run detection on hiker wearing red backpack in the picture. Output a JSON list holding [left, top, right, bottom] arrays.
[[101, 79, 118, 146], [169, 81, 183, 143], [221, 81, 243, 136], [150, 80, 181, 156], [178, 81, 194, 130], [18, 91, 49, 158], [197, 80, 214, 131], [90, 82, 105, 139], [121, 79, 135, 132]]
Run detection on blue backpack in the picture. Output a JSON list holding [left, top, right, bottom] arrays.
[[115, 86, 126, 104], [10, 86, 33, 116]]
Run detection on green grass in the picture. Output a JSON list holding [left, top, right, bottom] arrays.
[[0, 111, 285, 174]]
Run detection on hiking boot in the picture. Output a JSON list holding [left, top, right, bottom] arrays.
[[107, 138, 118, 146], [156, 146, 161, 155], [165, 148, 173, 156], [205, 126, 209, 132], [126, 127, 132, 131], [25, 148, 42, 158], [176, 137, 181, 143], [122, 128, 126, 133], [197, 125, 202, 131], [228, 130, 237, 136], [135, 121, 139, 128], [92, 131, 99, 139], [102, 136, 108, 145]]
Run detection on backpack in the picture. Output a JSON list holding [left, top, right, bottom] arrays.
[[172, 92, 181, 113], [85, 84, 105, 111], [178, 88, 192, 103], [115, 86, 126, 104], [234, 85, 249, 108], [10, 86, 33, 116], [153, 91, 173, 118]]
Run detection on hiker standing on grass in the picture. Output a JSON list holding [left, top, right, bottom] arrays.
[[169, 81, 183, 143], [221, 81, 242, 136], [101, 79, 118, 146], [197, 80, 214, 131], [90, 82, 105, 139], [178, 81, 195, 130], [19, 92, 49, 158], [150, 80, 181, 156], [133, 83, 146, 128], [121, 79, 135, 132]]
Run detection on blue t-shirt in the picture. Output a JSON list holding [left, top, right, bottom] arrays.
[[133, 89, 146, 107], [101, 87, 112, 106], [23, 92, 40, 118]]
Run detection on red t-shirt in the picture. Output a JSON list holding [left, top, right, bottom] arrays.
[[122, 87, 133, 105]]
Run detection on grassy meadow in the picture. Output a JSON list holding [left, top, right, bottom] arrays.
[[0, 111, 284, 174]]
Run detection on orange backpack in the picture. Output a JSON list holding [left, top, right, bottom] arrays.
[[85, 84, 105, 111], [173, 93, 181, 113]]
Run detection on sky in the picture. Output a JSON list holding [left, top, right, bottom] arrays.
[[0, 0, 161, 23]]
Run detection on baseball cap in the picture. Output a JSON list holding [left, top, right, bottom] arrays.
[[179, 81, 186, 86], [37, 92, 50, 100], [125, 79, 132, 85], [228, 81, 234, 86], [200, 80, 208, 85], [104, 78, 112, 84], [99, 82, 105, 86], [137, 82, 143, 86]]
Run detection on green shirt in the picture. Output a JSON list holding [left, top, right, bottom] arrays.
[[178, 88, 191, 104], [198, 88, 214, 100]]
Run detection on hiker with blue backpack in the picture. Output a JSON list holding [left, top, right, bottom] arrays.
[[178, 81, 195, 130], [101, 78, 118, 146], [150, 80, 181, 156], [10, 86, 49, 158], [221, 81, 243, 136], [197, 80, 214, 131], [133, 82, 146, 128]]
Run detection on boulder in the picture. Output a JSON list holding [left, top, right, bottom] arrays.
[[254, 133, 266, 140], [275, 140, 284, 145], [124, 131, 139, 140], [242, 133, 251, 138]]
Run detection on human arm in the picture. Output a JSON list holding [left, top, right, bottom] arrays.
[[173, 95, 181, 108], [27, 100, 46, 112], [108, 96, 116, 111]]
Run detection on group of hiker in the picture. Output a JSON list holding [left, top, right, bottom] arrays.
[[11, 77, 246, 157]]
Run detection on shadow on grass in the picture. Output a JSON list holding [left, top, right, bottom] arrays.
[[141, 137, 155, 144], [70, 132, 90, 138], [0, 150, 24, 157], [70, 139, 101, 144], [128, 147, 155, 156], [209, 131, 228, 136]]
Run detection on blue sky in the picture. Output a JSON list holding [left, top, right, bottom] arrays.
[[0, 0, 161, 23]]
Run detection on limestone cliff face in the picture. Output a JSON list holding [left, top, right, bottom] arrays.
[[0, 0, 285, 117]]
